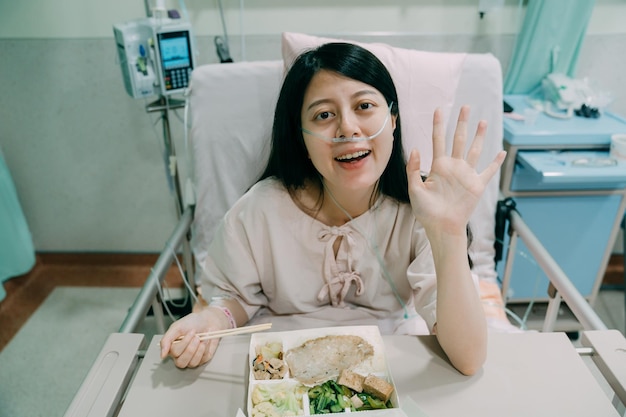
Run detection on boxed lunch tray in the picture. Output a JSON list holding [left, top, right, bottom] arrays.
[[247, 326, 401, 416]]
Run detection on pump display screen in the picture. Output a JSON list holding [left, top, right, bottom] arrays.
[[157, 30, 193, 93]]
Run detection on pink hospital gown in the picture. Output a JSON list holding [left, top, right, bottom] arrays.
[[200, 178, 440, 335]]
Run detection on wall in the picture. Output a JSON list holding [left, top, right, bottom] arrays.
[[1, 1, 625, 252], [0, 1, 524, 38]]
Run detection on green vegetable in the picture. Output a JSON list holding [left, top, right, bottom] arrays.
[[308, 379, 393, 414], [366, 396, 387, 409]]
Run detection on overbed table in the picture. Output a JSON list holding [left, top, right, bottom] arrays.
[[66, 330, 626, 417]]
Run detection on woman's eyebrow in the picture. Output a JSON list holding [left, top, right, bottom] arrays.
[[305, 99, 332, 112], [352, 89, 379, 100], [305, 90, 380, 112]]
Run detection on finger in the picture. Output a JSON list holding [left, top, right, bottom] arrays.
[[188, 342, 208, 368], [431, 108, 446, 159], [205, 339, 220, 362], [451, 106, 470, 159], [174, 334, 201, 368], [406, 149, 424, 186], [466, 119, 487, 168], [478, 150, 507, 184], [170, 331, 196, 360], [160, 328, 187, 359], [160, 338, 172, 359]]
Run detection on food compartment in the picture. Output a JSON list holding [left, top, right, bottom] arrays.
[[305, 371, 397, 415], [248, 379, 308, 416], [248, 326, 400, 416], [250, 337, 290, 381]]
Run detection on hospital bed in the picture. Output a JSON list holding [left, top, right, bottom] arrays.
[[66, 33, 626, 416], [123, 31, 607, 335]]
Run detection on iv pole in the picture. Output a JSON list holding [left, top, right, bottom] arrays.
[[133, 0, 234, 329], [146, 96, 195, 327], [118, 93, 196, 334], [140, 0, 196, 326]]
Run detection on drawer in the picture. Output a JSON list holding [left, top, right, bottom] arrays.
[[510, 150, 626, 191]]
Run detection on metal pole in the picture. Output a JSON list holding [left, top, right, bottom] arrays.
[[146, 97, 196, 302], [542, 292, 562, 332], [509, 209, 608, 331], [500, 230, 518, 302], [119, 207, 193, 333], [161, 101, 184, 216]]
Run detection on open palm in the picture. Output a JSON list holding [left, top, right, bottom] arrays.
[[406, 106, 506, 236]]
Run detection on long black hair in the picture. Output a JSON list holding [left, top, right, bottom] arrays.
[[258, 42, 409, 204], [257, 42, 474, 267]]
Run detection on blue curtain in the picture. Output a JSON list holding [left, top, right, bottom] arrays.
[[0, 148, 35, 302], [504, 0, 596, 94]]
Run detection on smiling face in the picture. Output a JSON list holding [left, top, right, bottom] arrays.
[[301, 70, 397, 197]]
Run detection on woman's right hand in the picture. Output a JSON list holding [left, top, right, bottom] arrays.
[[159, 307, 231, 368]]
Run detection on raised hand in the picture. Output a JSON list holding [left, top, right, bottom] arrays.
[[406, 106, 506, 237]]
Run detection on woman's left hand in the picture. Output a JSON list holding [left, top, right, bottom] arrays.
[[406, 106, 506, 237]]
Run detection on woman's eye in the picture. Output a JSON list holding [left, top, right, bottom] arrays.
[[315, 111, 333, 121], [359, 102, 374, 110]]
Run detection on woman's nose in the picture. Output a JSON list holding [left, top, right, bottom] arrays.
[[336, 112, 362, 139]]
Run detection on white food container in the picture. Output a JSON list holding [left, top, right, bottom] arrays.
[[247, 326, 400, 416]]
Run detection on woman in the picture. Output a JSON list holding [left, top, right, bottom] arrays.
[[160, 42, 506, 375]]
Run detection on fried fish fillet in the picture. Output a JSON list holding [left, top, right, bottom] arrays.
[[284, 335, 374, 385]]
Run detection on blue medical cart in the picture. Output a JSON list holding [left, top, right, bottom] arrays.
[[498, 95, 626, 321]]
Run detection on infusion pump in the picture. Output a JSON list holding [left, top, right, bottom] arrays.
[[113, 17, 195, 99]]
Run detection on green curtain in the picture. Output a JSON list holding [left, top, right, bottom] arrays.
[[504, 0, 596, 94], [0, 148, 35, 302]]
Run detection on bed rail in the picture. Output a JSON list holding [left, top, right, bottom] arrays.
[[506, 206, 608, 332], [119, 206, 194, 333]]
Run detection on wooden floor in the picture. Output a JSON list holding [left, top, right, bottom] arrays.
[[0, 253, 184, 353], [0, 253, 623, 354], [603, 254, 625, 287]]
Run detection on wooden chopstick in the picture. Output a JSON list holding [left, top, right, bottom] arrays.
[[171, 322, 272, 344]]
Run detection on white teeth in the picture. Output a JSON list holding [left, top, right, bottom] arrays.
[[336, 150, 370, 161]]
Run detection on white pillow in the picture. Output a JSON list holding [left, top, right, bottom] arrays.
[[281, 32, 468, 171]]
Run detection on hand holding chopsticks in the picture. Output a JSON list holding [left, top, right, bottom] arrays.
[[170, 322, 272, 344], [159, 305, 271, 368]]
